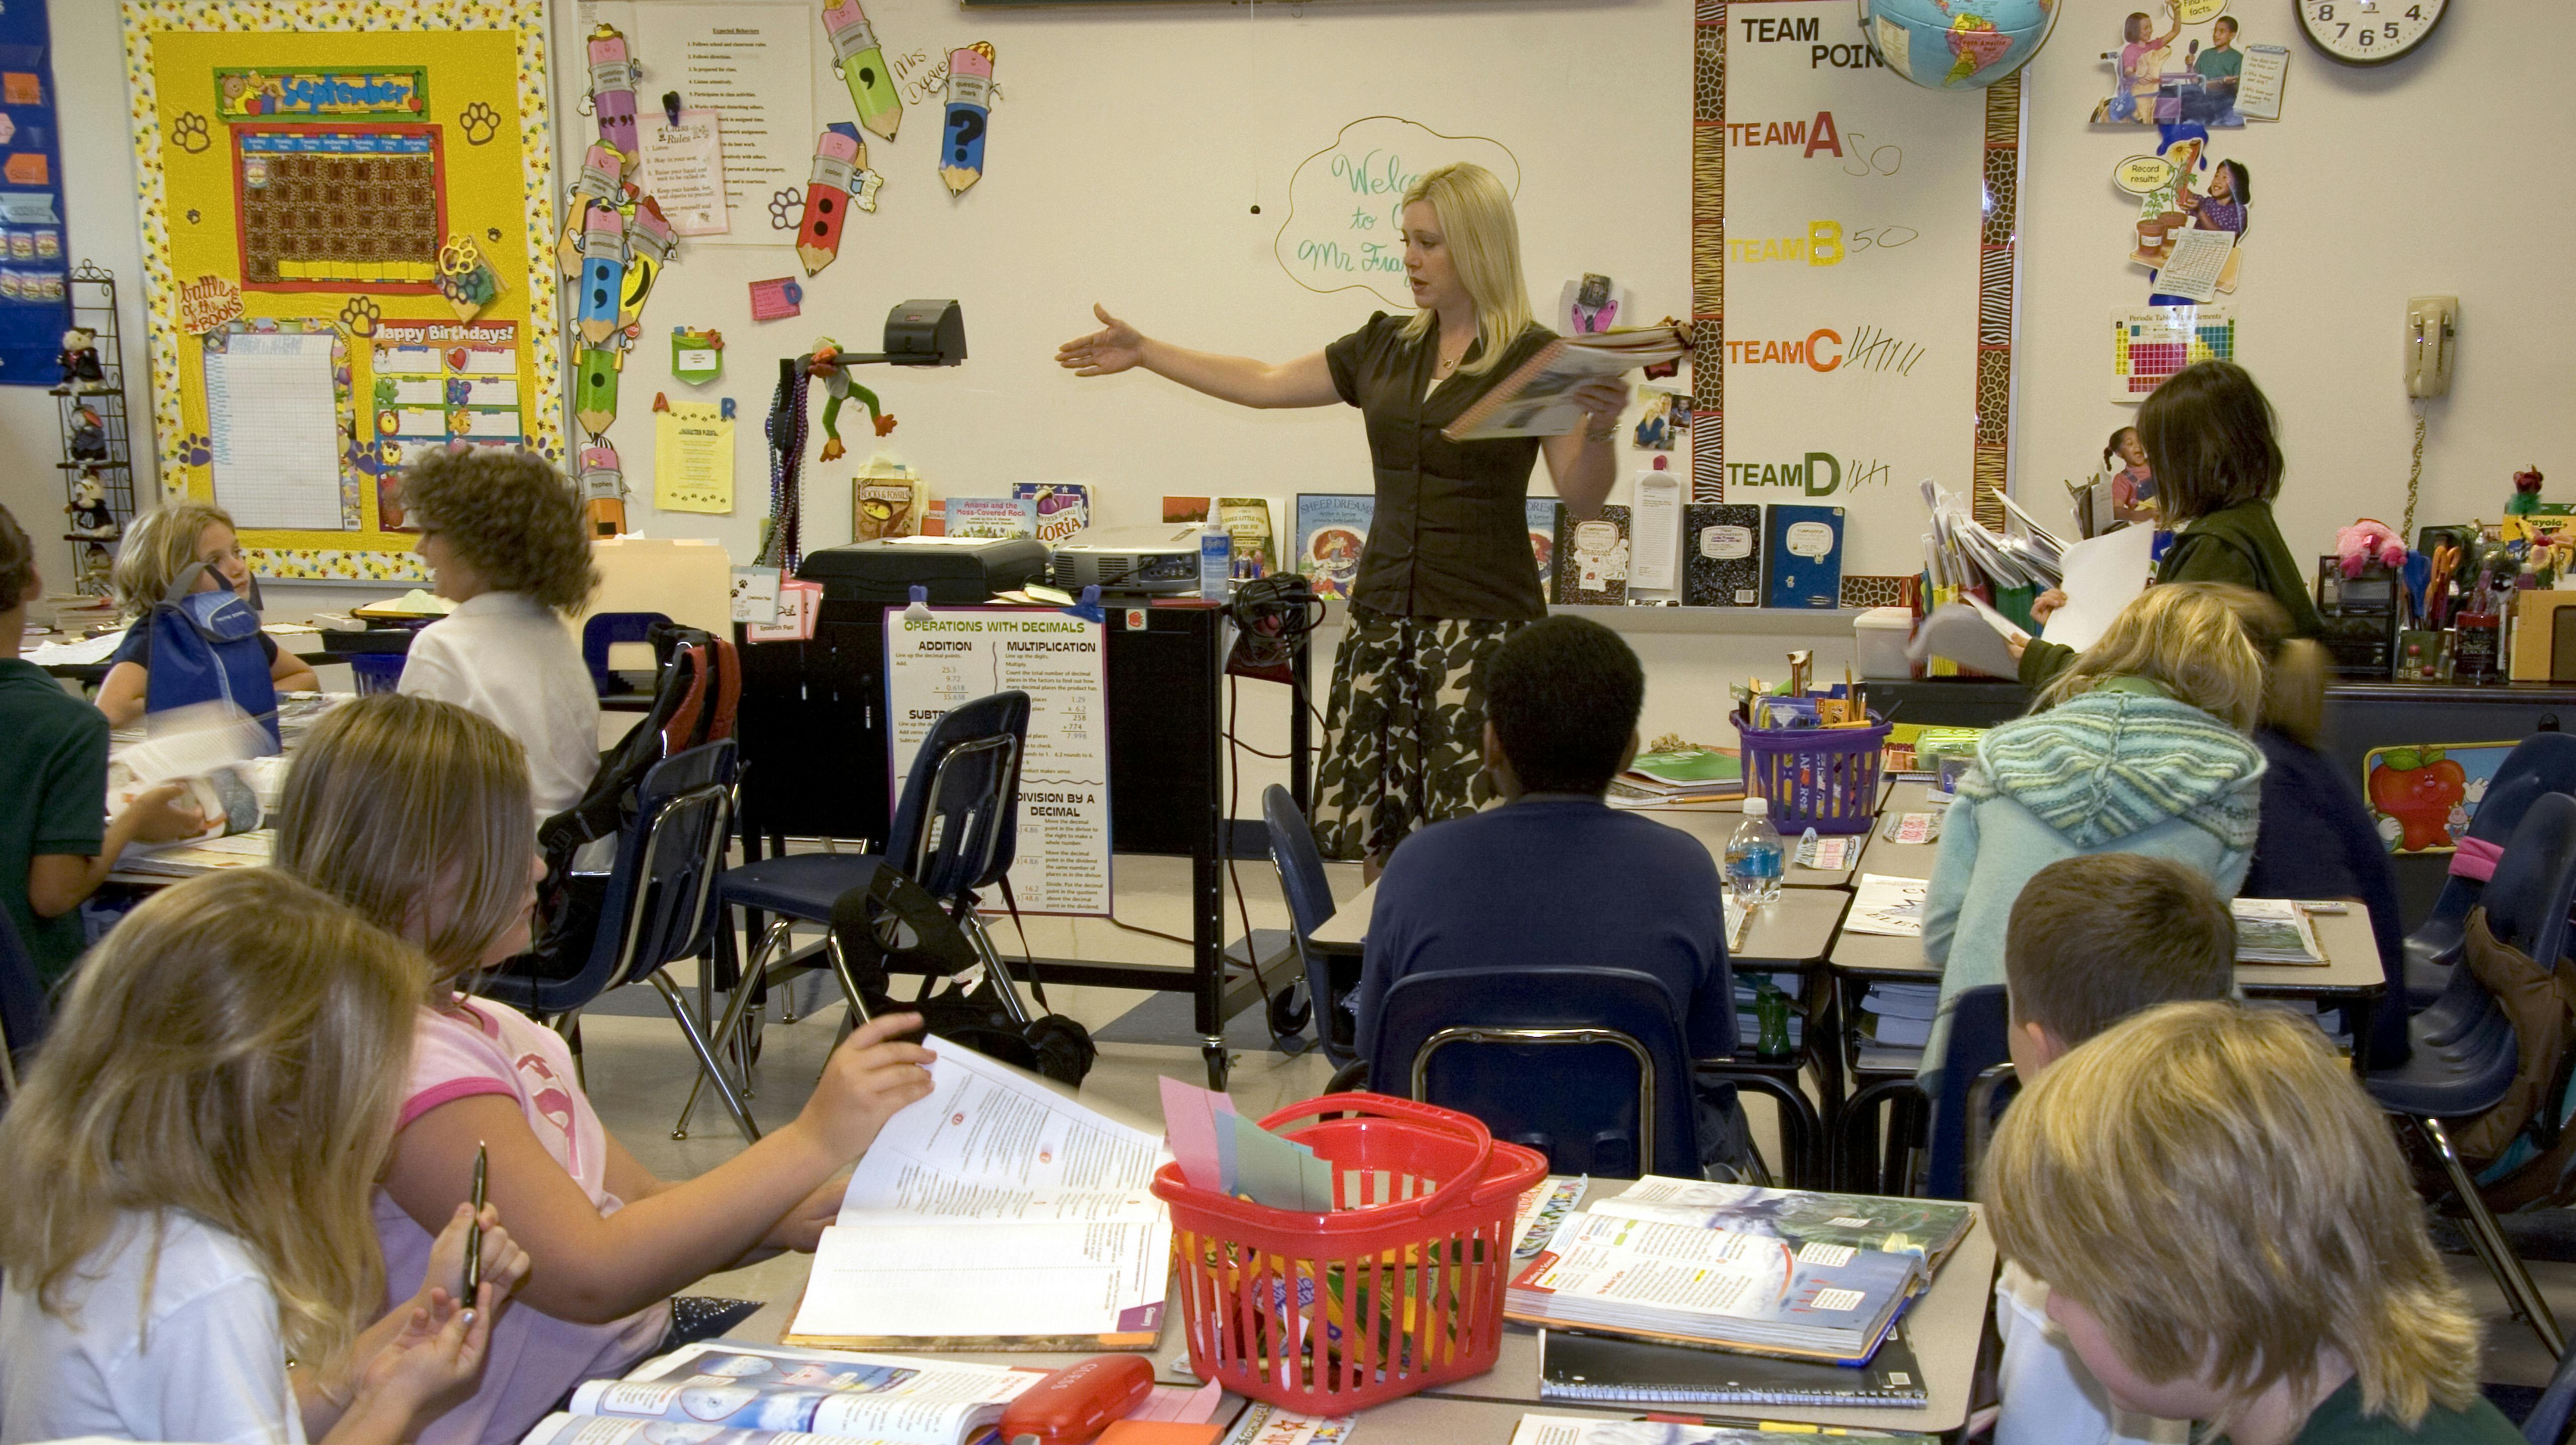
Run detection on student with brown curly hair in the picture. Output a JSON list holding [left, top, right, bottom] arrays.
[[393, 448, 602, 816]]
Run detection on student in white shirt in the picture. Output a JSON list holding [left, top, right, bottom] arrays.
[[1987, 854, 2234, 1445], [392, 449, 602, 818], [0, 869, 529, 1445]]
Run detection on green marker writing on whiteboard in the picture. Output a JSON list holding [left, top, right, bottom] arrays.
[[822, 0, 903, 143]]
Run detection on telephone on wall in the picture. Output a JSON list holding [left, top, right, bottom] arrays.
[[2406, 294, 2458, 398]]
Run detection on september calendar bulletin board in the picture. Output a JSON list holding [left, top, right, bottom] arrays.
[[120, 0, 562, 583]]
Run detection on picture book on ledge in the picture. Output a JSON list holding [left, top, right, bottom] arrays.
[[1294, 493, 1374, 601]]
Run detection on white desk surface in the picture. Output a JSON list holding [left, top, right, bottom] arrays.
[[1313, 876, 1850, 967], [748, 1193, 1994, 1440], [1830, 899, 2389, 998], [1852, 780, 1948, 882]]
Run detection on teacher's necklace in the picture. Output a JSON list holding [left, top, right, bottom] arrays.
[[1432, 333, 1471, 379]]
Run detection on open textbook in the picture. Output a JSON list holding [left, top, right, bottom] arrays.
[[785, 1037, 1173, 1351], [1511, 1413, 1935, 1444], [1445, 325, 1691, 441], [542, 1341, 1038, 1445]]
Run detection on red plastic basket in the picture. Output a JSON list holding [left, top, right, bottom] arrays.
[[1148, 1093, 1548, 1412], [1733, 708, 1891, 834]]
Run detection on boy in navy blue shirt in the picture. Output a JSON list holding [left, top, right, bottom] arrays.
[[1354, 615, 1745, 1170]]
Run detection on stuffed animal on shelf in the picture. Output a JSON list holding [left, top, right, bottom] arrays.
[[54, 328, 105, 393], [65, 469, 117, 539], [2336, 518, 2405, 579], [66, 406, 109, 461], [2508, 465, 2547, 517]]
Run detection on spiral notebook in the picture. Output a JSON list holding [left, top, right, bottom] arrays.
[[1539, 1326, 1928, 1407]]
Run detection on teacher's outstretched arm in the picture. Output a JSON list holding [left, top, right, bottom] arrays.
[[1056, 304, 1339, 410], [1540, 376, 1632, 522]]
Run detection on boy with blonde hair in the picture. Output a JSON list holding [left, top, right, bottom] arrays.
[[1983, 1001, 2516, 1444], [1991, 853, 2235, 1445]]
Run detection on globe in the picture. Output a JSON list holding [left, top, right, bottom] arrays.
[[1860, 0, 2059, 91]]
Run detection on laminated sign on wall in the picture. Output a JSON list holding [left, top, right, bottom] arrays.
[[883, 606, 1111, 916]]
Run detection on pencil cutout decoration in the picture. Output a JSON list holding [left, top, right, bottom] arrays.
[[576, 346, 622, 438], [822, 0, 903, 142], [620, 196, 676, 328], [579, 442, 628, 536], [577, 204, 627, 347], [939, 44, 994, 197], [797, 125, 863, 277], [586, 25, 640, 160]]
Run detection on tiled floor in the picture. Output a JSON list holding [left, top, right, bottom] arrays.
[[574, 852, 2576, 1389]]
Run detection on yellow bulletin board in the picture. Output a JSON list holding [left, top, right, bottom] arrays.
[[120, 1, 561, 583]]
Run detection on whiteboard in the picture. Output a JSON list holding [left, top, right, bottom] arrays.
[[554, 0, 1689, 561]]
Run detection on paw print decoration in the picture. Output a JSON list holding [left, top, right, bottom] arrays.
[[458, 101, 502, 146], [179, 432, 212, 468], [768, 188, 802, 232], [170, 112, 211, 154], [339, 296, 381, 338]]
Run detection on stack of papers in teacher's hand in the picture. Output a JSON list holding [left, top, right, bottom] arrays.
[[528, 1340, 1040, 1445], [785, 1038, 1172, 1351], [1511, 1413, 1935, 1444], [2232, 899, 2327, 965], [1608, 747, 1745, 808], [1506, 1210, 1928, 1362], [1444, 325, 1691, 441]]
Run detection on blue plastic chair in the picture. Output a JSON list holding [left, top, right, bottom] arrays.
[[1834, 984, 2015, 1199], [2405, 731, 2576, 1009], [582, 610, 674, 695], [2370, 791, 2576, 1359], [1262, 784, 1353, 1065], [0, 904, 45, 1103], [682, 691, 1034, 1135], [2526, 1341, 2576, 1444], [472, 741, 751, 1138]]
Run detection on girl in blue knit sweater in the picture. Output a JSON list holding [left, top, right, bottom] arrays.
[[1921, 583, 2270, 1081]]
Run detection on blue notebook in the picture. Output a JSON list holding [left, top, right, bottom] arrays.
[[1762, 505, 1845, 609]]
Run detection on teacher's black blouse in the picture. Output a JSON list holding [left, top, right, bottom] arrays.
[[1323, 311, 1560, 622]]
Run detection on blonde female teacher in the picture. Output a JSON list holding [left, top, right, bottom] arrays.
[[1057, 163, 1629, 874]]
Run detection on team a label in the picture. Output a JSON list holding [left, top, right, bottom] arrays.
[[1723, 454, 1896, 497], [1735, 15, 1893, 69], [1724, 110, 1847, 157]]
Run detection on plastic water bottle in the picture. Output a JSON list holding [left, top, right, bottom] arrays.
[[1726, 796, 1786, 907]]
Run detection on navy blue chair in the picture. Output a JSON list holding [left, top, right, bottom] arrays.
[[1361, 966, 1817, 1183], [1262, 784, 1355, 1066], [2370, 791, 2576, 1359], [581, 610, 674, 696], [2526, 1339, 2576, 1444], [1834, 984, 2015, 1199], [473, 741, 751, 1138], [0, 903, 45, 1103], [680, 691, 1034, 1136], [2404, 730, 2576, 1010]]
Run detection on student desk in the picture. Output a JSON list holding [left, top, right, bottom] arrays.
[[1309, 877, 1848, 971], [1854, 781, 1948, 881]]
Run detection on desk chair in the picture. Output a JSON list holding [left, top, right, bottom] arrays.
[[1358, 967, 1817, 1182], [473, 741, 752, 1140], [1261, 784, 1354, 1065], [679, 691, 1034, 1137], [2370, 792, 2576, 1359], [0, 905, 42, 1103], [2526, 1340, 2576, 1444], [2405, 731, 2576, 1010], [1835, 985, 2015, 1199]]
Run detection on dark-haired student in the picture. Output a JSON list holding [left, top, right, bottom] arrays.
[[2022, 360, 2321, 686], [1351, 614, 1749, 1174]]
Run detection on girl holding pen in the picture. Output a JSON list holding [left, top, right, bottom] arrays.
[[1058, 163, 1632, 875]]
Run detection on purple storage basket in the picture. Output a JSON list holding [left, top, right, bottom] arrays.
[[348, 652, 407, 695], [1732, 708, 1890, 834]]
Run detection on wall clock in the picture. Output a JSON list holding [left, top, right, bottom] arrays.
[[2296, 0, 2447, 65]]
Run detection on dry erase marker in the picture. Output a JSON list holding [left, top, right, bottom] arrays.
[[822, 0, 903, 142], [462, 1141, 487, 1301], [578, 205, 627, 347], [619, 196, 676, 328], [939, 45, 994, 197], [587, 25, 639, 160], [797, 126, 863, 277]]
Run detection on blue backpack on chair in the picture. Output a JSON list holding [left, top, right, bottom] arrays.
[[144, 562, 280, 748]]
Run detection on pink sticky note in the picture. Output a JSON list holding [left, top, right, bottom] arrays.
[[1160, 1074, 1225, 1191], [749, 276, 803, 322]]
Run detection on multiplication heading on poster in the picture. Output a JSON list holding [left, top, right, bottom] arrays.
[[882, 608, 1111, 916]]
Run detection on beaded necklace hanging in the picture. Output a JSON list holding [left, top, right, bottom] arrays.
[[759, 359, 811, 572]]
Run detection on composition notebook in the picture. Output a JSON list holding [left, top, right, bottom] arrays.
[[1540, 1326, 1929, 1407]]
